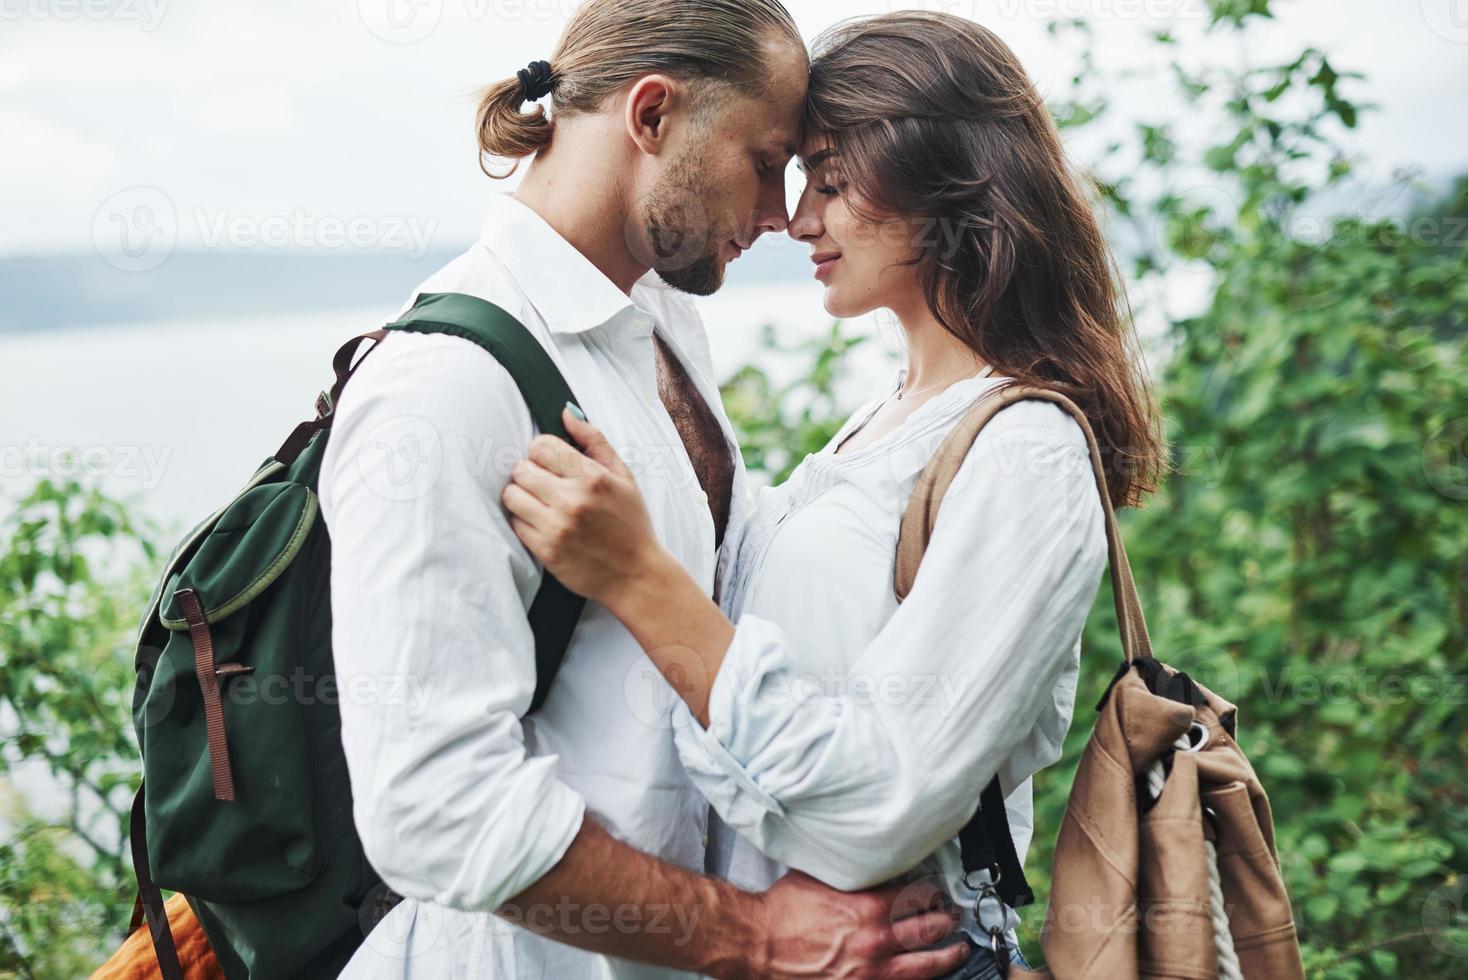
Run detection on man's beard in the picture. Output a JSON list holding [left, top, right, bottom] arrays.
[[640, 150, 727, 297]]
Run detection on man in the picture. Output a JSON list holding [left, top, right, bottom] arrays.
[[320, 1, 967, 977]]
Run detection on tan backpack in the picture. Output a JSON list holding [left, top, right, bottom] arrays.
[[895, 382, 1305, 979]]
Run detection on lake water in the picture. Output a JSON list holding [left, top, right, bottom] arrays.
[[0, 280, 902, 537]]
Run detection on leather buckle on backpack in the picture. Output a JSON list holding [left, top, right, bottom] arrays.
[[214, 663, 254, 679]]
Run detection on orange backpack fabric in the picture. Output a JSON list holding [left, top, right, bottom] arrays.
[[92, 894, 225, 980]]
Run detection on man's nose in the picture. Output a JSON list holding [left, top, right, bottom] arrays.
[[755, 184, 790, 237], [759, 210, 790, 236]]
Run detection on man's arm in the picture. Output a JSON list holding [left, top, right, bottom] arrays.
[[320, 332, 586, 909], [501, 815, 968, 979]]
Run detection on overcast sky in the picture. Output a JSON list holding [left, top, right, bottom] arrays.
[[3, 0, 1465, 258]]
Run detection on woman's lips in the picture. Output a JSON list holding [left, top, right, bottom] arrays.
[[813, 253, 841, 280]]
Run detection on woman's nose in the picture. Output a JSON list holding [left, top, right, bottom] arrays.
[[789, 206, 823, 243]]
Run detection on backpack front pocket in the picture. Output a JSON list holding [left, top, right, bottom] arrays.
[[137, 478, 328, 903]]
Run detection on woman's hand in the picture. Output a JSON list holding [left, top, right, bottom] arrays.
[[502, 406, 672, 606], [504, 405, 736, 726]]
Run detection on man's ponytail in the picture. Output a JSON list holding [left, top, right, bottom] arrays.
[[475, 74, 554, 179]]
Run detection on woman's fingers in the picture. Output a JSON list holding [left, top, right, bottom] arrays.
[[507, 515, 545, 556], [509, 459, 566, 507], [528, 432, 603, 479], [563, 407, 631, 477], [888, 906, 960, 953], [884, 939, 971, 980], [501, 481, 555, 531], [881, 877, 951, 918]]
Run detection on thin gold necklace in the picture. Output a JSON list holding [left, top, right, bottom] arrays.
[[895, 362, 994, 400]]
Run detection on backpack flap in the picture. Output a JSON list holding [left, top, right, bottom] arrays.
[[157, 482, 318, 630]]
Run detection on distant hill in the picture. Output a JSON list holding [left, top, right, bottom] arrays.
[[0, 241, 812, 334]]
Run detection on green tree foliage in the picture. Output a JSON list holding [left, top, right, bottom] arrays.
[[0, 478, 155, 977], [1034, 6, 1466, 975], [721, 321, 874, 484]]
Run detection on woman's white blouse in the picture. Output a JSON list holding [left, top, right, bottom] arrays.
[[672, 371, 1110, 911]]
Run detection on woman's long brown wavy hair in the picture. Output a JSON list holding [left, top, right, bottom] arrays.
[[805, 12, 1164, 508]]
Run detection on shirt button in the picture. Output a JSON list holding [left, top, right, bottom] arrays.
[[701, 832, 710, 848], [697, 489, 709, 505]]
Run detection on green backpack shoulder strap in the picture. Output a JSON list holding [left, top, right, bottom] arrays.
[[385, 292, 582, 443], [356, 291, 589, 714]]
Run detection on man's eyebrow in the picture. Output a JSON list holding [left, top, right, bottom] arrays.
[[796, 148, 837, 174]]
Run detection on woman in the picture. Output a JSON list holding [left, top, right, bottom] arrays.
[[503, 11, 1164, 977]]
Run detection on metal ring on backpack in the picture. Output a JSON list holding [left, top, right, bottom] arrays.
[[962, 864, 1003, 892], [1182, 721, 1211, 752]]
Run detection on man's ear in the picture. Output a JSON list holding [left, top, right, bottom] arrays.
[[624, 75, 680, 156]]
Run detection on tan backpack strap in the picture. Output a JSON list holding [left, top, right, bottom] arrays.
[[893, 382, 1152, 664]]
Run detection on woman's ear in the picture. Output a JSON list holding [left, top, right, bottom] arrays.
[[624, 75, 678, 157]]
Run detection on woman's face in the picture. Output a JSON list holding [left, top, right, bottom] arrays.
[[789, 136, 925, 320]]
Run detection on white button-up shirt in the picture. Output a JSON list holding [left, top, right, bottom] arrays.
[[320, 193, 749, 979], [677, 372, 1109, 937]]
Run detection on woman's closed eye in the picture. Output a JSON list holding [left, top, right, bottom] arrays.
[[811, 172, 846, 196]]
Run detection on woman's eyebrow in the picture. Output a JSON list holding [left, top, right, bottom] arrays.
[[796, 148, 837, 174]]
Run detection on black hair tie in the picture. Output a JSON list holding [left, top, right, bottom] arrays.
[[517, 60, 556, 103]]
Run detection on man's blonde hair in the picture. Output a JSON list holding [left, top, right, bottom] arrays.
[[476, 0, 801, 177]]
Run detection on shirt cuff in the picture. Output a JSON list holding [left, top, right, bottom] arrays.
[[670, 615, 789, 827], [498, 772, 587, 903]]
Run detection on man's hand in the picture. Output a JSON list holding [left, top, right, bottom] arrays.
[[729, 870, 968, 980], [500, 819, 967, 979]]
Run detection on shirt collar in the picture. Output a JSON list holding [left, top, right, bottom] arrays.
[[477, 193, 647, 335]]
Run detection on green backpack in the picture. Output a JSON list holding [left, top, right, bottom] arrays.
[[127, 292, 588, 979]]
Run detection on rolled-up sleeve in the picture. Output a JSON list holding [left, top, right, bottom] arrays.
[[318, 331, 585, 913], [672, 408, 1109, 890]]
